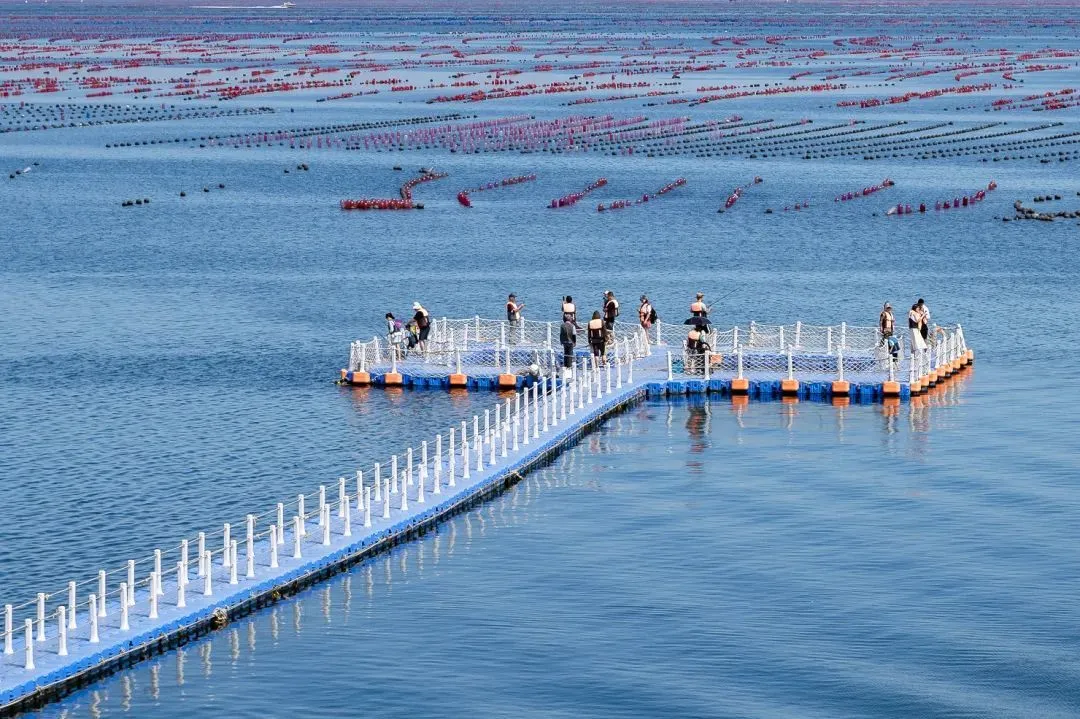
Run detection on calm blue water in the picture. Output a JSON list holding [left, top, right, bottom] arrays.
[[2, 2, 1080, 716]]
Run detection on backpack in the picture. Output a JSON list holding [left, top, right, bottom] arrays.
[[393, 319, 403, 331], [648, 306, 658, 323]]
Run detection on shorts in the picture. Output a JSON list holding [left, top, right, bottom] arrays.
[[419, 325, 430, 341]]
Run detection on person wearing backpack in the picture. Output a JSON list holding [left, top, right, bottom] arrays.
[[638, 294, 656, 343]]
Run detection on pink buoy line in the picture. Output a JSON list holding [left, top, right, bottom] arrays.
[[457, 174, 537, 207], [722, 176, 763, 211], [834, 178, 894, 203], [340, 170, 447, 211], [596, 178, 686, 212], [549, 178, 607, 208], [886, 181, 997, 215]]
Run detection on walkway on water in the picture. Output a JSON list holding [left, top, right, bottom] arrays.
[[0, 364, 648, 716], [0, 344, 975, 716]]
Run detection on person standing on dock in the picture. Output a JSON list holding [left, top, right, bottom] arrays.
[[412, 302, 431, 353], [562, 295, 580, 328], [879, 303, 895, 342], [603, 290, 620, 332], [506, 293, 524, 344], [560, 317, 577, 373], [386, 312, 404, 359], [909, 302, 928, 354], [917, 298, 931, 345], [686, 325, 709, 375], [690, 292, 708, 318], [638, 294, 655, 343], [587, 310, 606, 366]]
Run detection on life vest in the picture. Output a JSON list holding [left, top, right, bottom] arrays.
[[562, 302, 576, 322], [690, 301, 707, 316], [605, 299, 619, 321], [506, 302, 519, 321], [686, 329, 703, 350], [587, 318, 605, 343]]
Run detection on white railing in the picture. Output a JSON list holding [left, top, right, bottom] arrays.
[[348, 316, 650, 377]]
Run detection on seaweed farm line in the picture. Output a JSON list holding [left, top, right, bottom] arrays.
[[342, 317, 974, 401], [0, 321, 976, 714]]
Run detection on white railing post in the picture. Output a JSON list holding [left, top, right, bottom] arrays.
[[120, 584, 130, 629], [667, 351, 673, 380], [177, 562, 187, 608], [3, 604, 12, 655], [270, 526, 279, 568], [58, 606, 68, 656], [737, 349, 744, 379], [704, 350, 711, 381], [794, 321, 802, 349], [779, 326, 785, 350], [223, 523, 231, 567], [88, 596, 99, 643], [68, 581, 77, 629], [35, 593, 45, 642], [547, 322, 553, 348], [520, 318, 526, 344], [150, 573, 159, 618], [732, 326, 739, 351], [197, 533, 206, 574], [98, 570, 107, 616], [838, 346, 845, 382], [827, 326, 833, 354], [23, 619, 33, 670], [203, 551, 214, 595], [841, 322, 847, 350]]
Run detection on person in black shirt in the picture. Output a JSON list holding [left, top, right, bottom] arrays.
[[559, 319, 577, 371]]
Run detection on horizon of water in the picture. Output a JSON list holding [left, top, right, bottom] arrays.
[[2, 2, 1080, 716]]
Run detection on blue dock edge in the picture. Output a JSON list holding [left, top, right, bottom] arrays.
[[349, 371, 911, 402]]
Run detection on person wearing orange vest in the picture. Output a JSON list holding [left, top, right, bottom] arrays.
[[587, 310, 606, 366], [690, 292, 708, 318], [506, 293, 524, 344]]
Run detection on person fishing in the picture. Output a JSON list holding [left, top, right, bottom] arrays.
[[587, 310, 606, 366], [506, 293, 524, 344], [690, 292, 708, 318]]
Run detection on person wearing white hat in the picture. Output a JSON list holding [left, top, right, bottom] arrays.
[[412, 301, 431, 352]]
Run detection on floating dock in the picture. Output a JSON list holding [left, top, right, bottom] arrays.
[[0, 320, 973, 715], [340, 316, 972, 401]]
